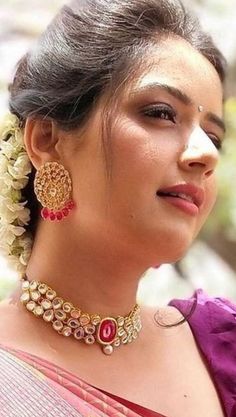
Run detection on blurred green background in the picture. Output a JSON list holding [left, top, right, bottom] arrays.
[[0, 0, 235, 304]]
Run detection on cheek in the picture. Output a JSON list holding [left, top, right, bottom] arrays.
[[106, 121, 159, 224], [200, 177, 218, 222], [111, 122, 153, 187], [207, 176, 218, 207], [110, 118, 177, 187], [109, 118, 185, 226]]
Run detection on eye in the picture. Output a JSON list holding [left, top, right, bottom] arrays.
[[142, 104, 177, 123], [206, 132, 223, 151]]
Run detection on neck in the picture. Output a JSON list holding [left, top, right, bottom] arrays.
[[24, 221, 149, 317]]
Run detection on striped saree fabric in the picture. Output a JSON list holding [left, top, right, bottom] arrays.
[[0, 345, 165, 417]]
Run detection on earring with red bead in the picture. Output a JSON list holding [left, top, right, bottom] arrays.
[[34, 161, 75, 221]]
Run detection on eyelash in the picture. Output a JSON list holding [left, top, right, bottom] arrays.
[[143, 104, 176, 123], [206, 134, 223, 151], [142, 104, 223, 151]]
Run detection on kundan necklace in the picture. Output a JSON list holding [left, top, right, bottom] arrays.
[[20, 274, 142, 355]]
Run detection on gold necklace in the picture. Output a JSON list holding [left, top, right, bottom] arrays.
[[20, 274, 142, 355]]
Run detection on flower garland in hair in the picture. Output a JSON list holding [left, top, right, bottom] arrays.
[[0, 112, 33, 275]]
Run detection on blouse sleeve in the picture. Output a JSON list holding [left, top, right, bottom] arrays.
[[169, 288, 236, 417]]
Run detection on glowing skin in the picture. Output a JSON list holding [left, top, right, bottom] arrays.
[[84, 37, 224, 264], [20, 37, 224, 315]]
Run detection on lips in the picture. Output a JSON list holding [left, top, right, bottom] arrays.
[[157, 184, 205, 209]]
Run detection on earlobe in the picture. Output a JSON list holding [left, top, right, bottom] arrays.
[[24, 117, 61, 170]]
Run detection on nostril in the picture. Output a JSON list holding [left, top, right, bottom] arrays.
[[188, 161, 206, 168], [204, 169, 214, 178], [187, 162, 214, 178]]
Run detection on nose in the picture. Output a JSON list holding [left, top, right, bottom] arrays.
[[178, 126, 219, 178]]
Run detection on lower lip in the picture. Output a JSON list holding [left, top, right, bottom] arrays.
[[158, 195, 199, 216]]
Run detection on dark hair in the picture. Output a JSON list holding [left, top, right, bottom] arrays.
[[154, 292, 198, 329], [8, 0, 225, 326]]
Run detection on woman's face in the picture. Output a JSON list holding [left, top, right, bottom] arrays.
[[65, 37, 224, 265]]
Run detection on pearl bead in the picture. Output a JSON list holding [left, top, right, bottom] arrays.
[[103, 345, 113, 355]]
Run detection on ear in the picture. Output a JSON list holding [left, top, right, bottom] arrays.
[[23, 118, 61, 170]]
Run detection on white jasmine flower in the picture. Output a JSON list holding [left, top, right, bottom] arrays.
[[0, 113, 19, 139], [0, 172, 29, 190], [0, 154, 9, 174], [19, 235, 32, 254], [0, 140, 16, 159], [17, 207, 31, 226], [0, 203, 18, 224], [19, 249, 31, 266], [0, 112, 33, 275], [8, 154, 32, 179], [10, 189, 22, 203], [0, 224, 25, 246], [0, 244, 9, 257], [0, 197, 30, 226], [8, 254, 25, 274]]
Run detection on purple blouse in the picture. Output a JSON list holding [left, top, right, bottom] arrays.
[[168, 288, 236, 417]]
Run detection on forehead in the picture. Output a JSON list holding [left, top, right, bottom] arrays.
[[128, 37, 223, 115]]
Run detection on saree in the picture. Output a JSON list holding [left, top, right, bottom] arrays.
[[0, 288, 236, 417], [0, 344, 165, 417]]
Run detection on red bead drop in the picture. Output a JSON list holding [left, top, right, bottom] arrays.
[[49, 212, 56, 221], [67, 200, 75, 210], [56, 211, 63, 221], [62, 208, 69, 217], [41, 207, 49, 219]]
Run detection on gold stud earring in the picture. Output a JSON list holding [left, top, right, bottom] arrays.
[[34, 162, 75, 221]]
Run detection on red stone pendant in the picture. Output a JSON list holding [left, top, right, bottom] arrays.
[[97, 318, 117, 345]]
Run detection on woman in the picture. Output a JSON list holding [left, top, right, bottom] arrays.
[[0, 0, 235, 416]]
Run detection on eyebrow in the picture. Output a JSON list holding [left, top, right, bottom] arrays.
[[131, 82, 194, 105], [131, 82, 226, 133], [205, 112, 226, 133]]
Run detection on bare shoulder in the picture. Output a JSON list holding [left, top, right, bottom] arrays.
[[0, 296, 49, 352], [0, 298, 24, 345]]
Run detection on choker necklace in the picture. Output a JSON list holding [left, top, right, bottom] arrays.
[[20, 274, 142, 355]]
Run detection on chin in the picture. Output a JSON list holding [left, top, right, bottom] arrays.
[[147, 229, 195, 264], [158, 245, 191, 264]]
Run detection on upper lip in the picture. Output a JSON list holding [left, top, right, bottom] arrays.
[[157, 183, 205, 208]]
